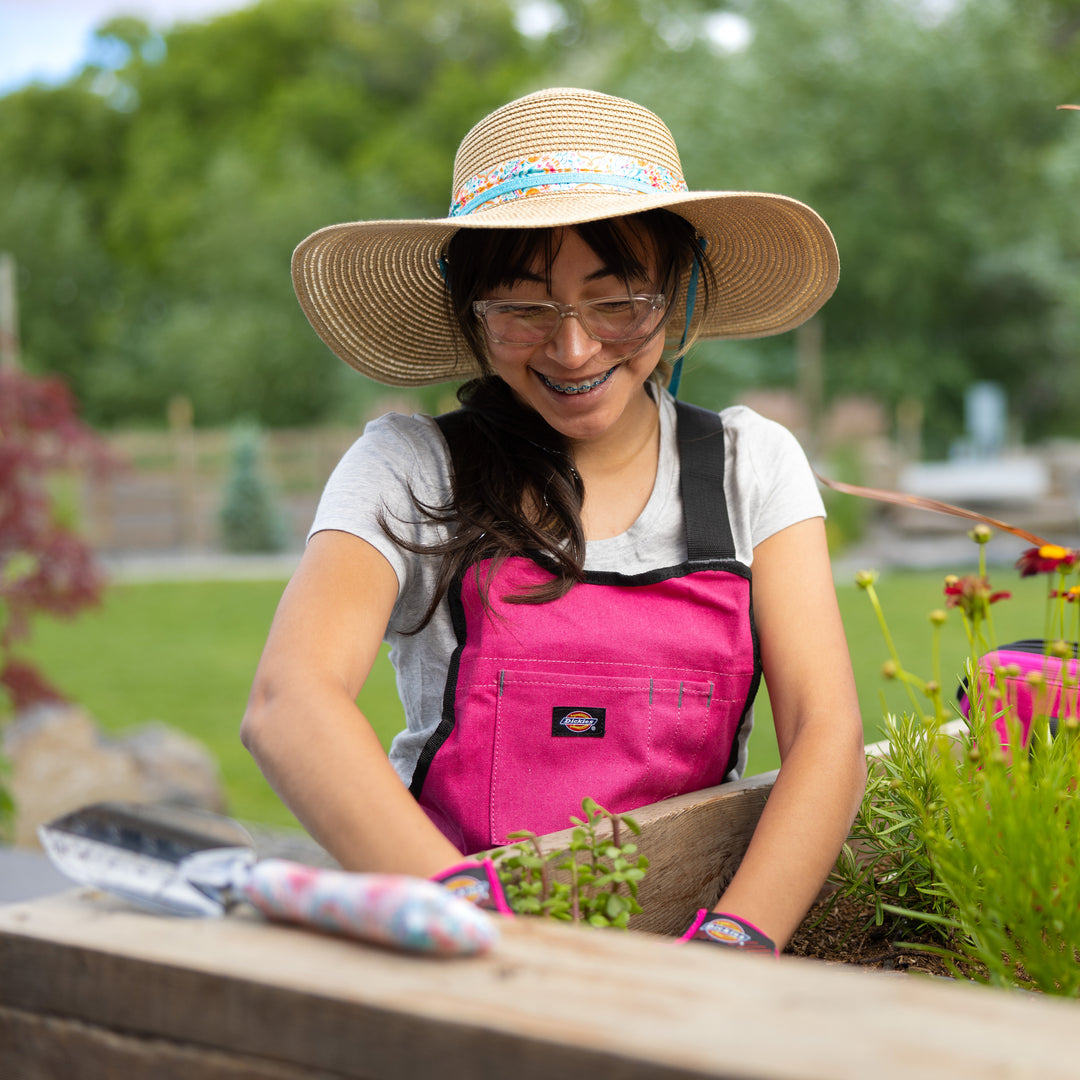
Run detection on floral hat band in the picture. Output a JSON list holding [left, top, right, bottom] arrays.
[[449, 151, 689, 217], [291, 87, 841, 387]]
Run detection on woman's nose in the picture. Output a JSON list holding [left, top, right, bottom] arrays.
[[546, 312, 602, 369]]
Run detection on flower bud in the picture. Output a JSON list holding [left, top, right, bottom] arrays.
[[1063, 714, 1079, 731], [929, 609, 947, 626], [967, 746, 981, 763], [924, 680, 940, 696], [1026, 671, 1045, 688], [855, 569, 878, 590], [969, 524, 993, 544], [881, 659, 899, 679], [1050, 639, 1072, 659]]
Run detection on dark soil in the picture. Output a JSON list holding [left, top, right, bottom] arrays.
[[785, 892, 960, 978]]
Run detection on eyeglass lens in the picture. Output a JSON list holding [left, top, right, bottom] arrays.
[[479, 296, 661, 344]]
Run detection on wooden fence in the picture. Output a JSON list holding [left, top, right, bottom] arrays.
[[81, 424, 363, 555]]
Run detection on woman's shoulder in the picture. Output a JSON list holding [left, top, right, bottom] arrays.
[[342, 410, 449, 469], [321, 410, 452, 508], [717, 402, 795, 437]]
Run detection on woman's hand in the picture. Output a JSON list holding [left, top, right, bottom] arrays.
[[712, 516, 867, 950], [241, 529, 463, 876]]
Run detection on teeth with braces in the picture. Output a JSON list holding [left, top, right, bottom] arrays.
[[540, 368, 615, 394]]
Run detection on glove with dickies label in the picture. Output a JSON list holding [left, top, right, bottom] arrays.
[[676, 910, 778, 956]]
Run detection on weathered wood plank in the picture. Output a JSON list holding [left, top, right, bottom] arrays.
[[2, 890, 1079, 1080], [0, 1004, 353, 1080], [527, 771, 777, 934]]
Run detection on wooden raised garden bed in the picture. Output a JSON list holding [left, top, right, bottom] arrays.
[[2, 759, 1076, 1079]]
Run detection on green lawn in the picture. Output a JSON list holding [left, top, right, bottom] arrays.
[[18, 563, 1048, 827]]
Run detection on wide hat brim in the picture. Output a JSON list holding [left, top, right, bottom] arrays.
[[292, 89, 840, 387]]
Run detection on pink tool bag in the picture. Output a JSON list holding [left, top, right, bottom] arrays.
[[411, 402, 761, 854], [958, 639, 1080, 746]]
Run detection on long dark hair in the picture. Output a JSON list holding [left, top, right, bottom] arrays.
[[382, 209, 712, 632]]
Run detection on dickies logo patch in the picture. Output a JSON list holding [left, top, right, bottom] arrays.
[[552, 707, 605, 737], [701, 917, 751, 947]]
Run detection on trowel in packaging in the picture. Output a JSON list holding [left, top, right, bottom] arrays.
[[38, 801, 497, 956]]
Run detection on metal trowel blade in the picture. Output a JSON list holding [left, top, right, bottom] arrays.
[[38, 801, 254, 918]]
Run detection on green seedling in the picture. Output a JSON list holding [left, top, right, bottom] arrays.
[[489, 797, 650, 929]]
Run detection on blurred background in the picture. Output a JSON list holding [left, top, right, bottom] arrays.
[[3, 0, 1080, 854]]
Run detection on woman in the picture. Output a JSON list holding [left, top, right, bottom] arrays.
[[242, 87, 866, 954]]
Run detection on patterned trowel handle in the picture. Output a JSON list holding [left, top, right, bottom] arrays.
[[237, 859, 499, 956]]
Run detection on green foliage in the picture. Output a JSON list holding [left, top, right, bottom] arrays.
[[927, 697, 1080, 994], [0, 0, 542, 427], [218, 422, 286, 553], [834, 532, 1080, 994], [3, 0, 1080, 438], [832, 712, 954, 938], [489, 798, 650, 928]]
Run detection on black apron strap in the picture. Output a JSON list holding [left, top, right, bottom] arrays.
[[674, 399, 736, 562]]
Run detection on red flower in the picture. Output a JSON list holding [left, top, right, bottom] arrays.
[[943, 574, 1011, 620], [1016, 544, 1078, 576]]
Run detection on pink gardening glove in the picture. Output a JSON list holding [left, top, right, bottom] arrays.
[[676, 910, 778, 957], [431, 858, 514, 916]]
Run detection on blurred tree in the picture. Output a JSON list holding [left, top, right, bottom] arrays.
[[583, 0, 1080, 448], [3, 0, 1080, 449], [0, 0, 541, 426]]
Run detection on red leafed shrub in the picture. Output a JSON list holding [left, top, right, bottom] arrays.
[[0, 367, 119, 713]]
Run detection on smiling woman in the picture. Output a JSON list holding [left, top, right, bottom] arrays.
[[455, 223, 674, 450], [243, 86, 865, 956]]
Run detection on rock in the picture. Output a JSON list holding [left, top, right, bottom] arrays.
[[3, 703, 226, 849], [123, 721, 227, 814]]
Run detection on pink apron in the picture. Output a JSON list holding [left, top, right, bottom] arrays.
[[411, 402, 760, 854]]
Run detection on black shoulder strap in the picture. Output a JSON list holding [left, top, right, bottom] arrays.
[[435, 403, 736, 562], [674, 399, 736, 562]]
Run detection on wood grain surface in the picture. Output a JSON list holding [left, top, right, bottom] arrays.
[[2, 887, 1077, 1080]]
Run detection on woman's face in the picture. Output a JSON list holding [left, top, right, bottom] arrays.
[[479, 227, 666, 447]]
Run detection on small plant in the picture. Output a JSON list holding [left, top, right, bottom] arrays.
[[833, 709, 955, 938], [834, 526, 1080, 994], [490, 798, 650, 928], [926, 694, 1080, 994]]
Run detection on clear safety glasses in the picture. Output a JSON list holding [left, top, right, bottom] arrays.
[[472, 294, 666, 346]]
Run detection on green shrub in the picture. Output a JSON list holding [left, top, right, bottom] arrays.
[[833, 530, 1080, 994], [218, 422, 286, 553]]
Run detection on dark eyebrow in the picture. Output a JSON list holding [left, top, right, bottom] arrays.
[[586, 265, 623, 282], [507, 264, 627, 288]]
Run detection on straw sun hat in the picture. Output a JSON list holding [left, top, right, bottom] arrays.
[[291, 87, 839, 387]]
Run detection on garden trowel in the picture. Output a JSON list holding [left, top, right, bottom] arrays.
[[38, 801, 497, 956]]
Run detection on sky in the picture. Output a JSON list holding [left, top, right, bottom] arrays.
[[0, 0, 254, 94]]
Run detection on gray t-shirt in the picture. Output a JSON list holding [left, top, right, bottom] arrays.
[[310, 389, 824, 783]]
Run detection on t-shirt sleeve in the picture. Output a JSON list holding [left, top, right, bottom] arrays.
[[721, 405, 825, 552], [307, 413, 451, 600]]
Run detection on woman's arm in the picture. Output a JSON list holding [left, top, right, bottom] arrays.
[[712, 516, 867, 949], [240, 528, 463, 875]]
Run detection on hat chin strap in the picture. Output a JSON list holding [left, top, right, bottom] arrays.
[[667, 238, 705, 399]]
